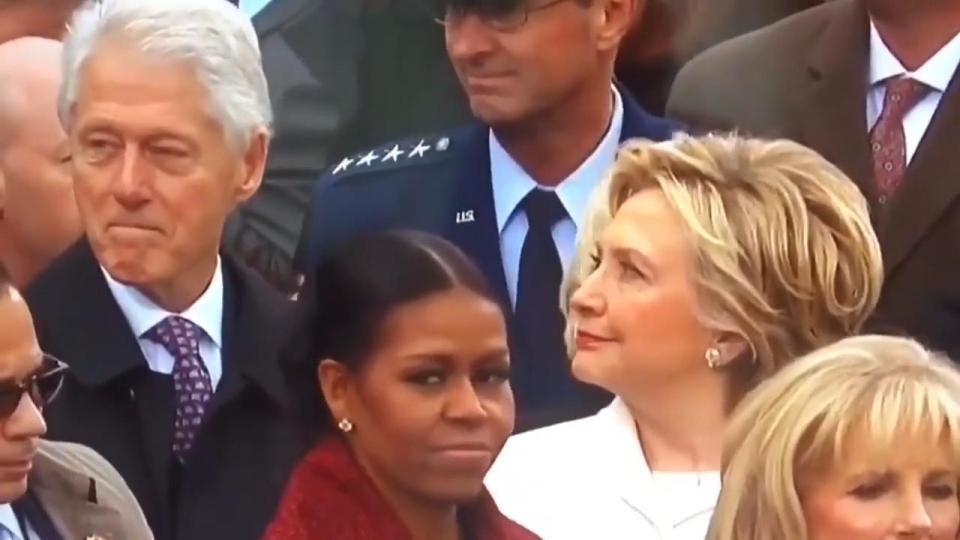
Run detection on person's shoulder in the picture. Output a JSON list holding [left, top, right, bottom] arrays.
[[23, 240, 95, 311], [35, 441, 154, 538], [678, 1, 838, 78], [489, 410, 607, 479]]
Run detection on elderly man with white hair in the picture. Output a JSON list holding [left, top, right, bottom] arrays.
[[23, 1, 301, 539]]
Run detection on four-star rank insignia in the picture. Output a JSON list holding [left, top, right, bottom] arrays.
[[332, 136, 452, 176]]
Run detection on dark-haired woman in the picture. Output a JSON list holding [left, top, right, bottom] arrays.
[[265, 231, 538, 540]]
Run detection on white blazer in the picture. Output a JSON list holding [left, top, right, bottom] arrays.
[[486, 399, 719, 540]]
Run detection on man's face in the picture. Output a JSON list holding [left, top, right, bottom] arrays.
[[0, 289, 46, 504], [445, 0, 608, 126], [69, 42, 264, 297], [0, 77, 81, 285]]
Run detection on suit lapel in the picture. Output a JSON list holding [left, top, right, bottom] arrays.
[[877, 64, 960, 275], [202, 257, 289, 424], [445, 125, 513, 315], [48, 242, 175, 508], [30, 443, 118, 539], [792, 0, 875, 202]]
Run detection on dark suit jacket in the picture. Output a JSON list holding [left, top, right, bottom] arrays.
[[296, 89, 679, 429], [24, 241, 302, 540], [224, 0, 469, 293], [667, 0, 960, 359]]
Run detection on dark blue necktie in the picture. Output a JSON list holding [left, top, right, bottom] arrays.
[[514, 190, 569, 413]]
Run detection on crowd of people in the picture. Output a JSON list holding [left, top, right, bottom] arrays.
[[0, 0, 958, 538]]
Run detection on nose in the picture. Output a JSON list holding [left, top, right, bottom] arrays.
[[445, 13, 498, 64], [112, 145, 151, 208], [894, 489, 933, 536], [3, 393, 47, 441], [442, 377, 487, 423], [569, 268, 607, 319]]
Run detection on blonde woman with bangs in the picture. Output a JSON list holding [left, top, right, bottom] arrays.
[[485, 134, 884, 539], [708, 334, 960, 540]]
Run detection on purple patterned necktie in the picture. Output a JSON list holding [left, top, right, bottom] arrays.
[[869, 76, 930, 202], [143, 315, 213, 463]]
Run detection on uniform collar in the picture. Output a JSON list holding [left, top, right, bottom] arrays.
[[101, 257, 224, 348], [489, 85, 624, 234], [0, 504, 20, 540]]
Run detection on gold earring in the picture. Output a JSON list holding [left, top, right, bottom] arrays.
[[337, 418, 354, 433], [705, 347, 722, 369]]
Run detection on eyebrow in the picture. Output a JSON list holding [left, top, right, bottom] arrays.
[[607, 245, 658, 273]]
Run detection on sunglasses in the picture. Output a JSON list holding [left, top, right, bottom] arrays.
[[0, 354, 68, 419]]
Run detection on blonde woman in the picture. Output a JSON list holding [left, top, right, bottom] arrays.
[[485, 134, 884, 539], [708, 334, 960, 540]]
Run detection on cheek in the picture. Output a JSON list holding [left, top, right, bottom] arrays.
[[804, 494, 892, 539], [616, 285, 710, 367], [928, 499, 960, 537], [352, 381, 439, 461]]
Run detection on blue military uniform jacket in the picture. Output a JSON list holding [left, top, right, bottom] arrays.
[[296, 87, 681, 429]]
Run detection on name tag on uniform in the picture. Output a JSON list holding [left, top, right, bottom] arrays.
[[456, 210, 475, 224]]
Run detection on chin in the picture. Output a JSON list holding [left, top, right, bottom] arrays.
[[424, 479, 486, 506], [0, 478, 28, 505], [570, 352, 611, 388], [468, 98, 528, 127]]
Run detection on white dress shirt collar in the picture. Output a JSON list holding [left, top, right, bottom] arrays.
[[0, 504, 22, 540], [101, 258, 224, 347], [870, 21, 960, 92], [489, 85, 624, 233]]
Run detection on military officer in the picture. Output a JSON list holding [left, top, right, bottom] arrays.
[[296, 0, 681, 430]]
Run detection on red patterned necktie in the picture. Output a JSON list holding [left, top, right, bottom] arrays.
[[869, 76, 930, 201], [144, 315, 213, 463]]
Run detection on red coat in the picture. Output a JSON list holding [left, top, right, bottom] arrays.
[[264, 436, 540, 540]]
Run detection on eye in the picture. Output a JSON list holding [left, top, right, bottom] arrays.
[[619, 259, 646, 280], [59, 154, 73, 165], [473, 366, 510, 386], [850, 480, 890, 500], [588, 249, 602, 270], [924, 483, 957, 500], [406, 369, 446, 387]]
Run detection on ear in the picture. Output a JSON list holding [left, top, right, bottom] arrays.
[[596, 0, 641, 52], [234, 128, 269, 204], [317, 358, 353, 424], [712, 332, 752, 368]]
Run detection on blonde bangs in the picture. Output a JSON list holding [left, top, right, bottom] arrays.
[[796, 351, 960, 476]]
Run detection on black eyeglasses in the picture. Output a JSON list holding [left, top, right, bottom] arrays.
[[431, 0, 571, 32], [0, 354, 68, 418]]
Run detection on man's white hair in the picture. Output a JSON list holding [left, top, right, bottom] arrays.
[[58, 0, 272, 150]]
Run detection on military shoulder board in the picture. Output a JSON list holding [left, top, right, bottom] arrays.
[[331, 136, 454, 177]]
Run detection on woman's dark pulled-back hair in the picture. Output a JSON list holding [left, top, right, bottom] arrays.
[[283, 230, 500, 441]]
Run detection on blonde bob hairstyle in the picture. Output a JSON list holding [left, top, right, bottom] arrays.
[[707, 335, 960, 540], [563, 133, 883, 390]]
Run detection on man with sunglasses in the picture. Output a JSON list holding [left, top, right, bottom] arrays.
[[0, 266, 151, 539], [297, 0, 681, 431]]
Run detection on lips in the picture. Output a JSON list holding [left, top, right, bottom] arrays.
[[575, 330, 616, 351], [431, 442, 494, 468]]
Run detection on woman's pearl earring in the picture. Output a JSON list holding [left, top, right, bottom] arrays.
[[337, 418, 354, 433], [705, 347, 723, 369]]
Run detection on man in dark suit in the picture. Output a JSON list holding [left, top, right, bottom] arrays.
[[224, 0, 471, 293], [297, 0, 680, 430], [24, 1, 300, 539], [667, 0, 960, 359]]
